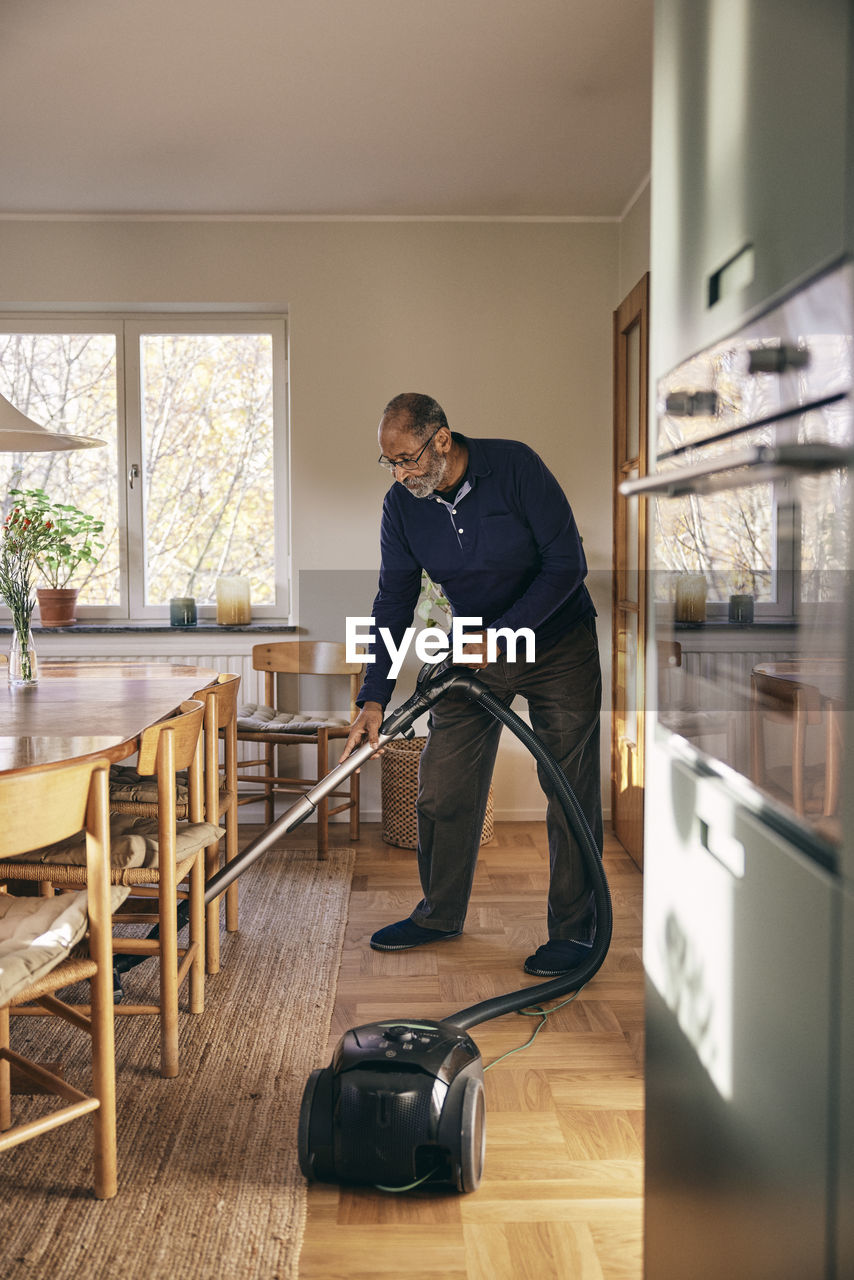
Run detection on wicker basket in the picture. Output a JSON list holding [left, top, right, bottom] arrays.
[[380, 736, 494, 848]]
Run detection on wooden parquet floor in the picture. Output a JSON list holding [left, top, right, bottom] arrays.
[[297, 822, 644, 1280]]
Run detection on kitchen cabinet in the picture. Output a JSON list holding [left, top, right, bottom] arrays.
[[645, 3, 854, 1276], [836, 884, 854, 1278], [652, 0, 851, 373], [644, 756, 836, 1279]]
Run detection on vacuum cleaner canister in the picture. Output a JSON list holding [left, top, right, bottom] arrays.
[[298, 1018, 486, 1192]]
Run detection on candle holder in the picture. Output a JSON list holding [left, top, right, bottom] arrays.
[[216, 576, 251, 626], [675, 573, 707, 624], [728, 593, 754, 624], [169, 597, 197, 628]]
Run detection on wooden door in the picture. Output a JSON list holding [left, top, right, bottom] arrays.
[[611, 274, 649, 869]]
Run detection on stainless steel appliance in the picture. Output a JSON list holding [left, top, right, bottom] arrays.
[[623, 260, 854, 1278]]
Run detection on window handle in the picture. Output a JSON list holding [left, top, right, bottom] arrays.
[[128, 463, 140, 489]]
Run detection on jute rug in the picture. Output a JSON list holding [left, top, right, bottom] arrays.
[[0, 846, 355, 1280]]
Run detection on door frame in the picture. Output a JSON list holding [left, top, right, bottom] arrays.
[[611, 272, 649, 869]]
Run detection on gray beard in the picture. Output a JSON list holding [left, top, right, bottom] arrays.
[[398, 444, 447, 498]]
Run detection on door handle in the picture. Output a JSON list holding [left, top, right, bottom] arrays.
[[128, 463, 140, 489], [620, 443, 852, 499]]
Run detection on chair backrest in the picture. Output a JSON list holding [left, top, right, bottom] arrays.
[[136, 700, 206, 776], [657, 639, 685, 708], [0, 757, 113, 1001], [751, 668, 823, 723], [193, 672, 241, 729], [252, 641, 362, 678], [251, 641, 363, 719], [0, 758, 111, 858], [193, 673, 240, 807]]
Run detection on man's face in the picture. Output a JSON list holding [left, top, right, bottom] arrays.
[[378, 416, 449, 498]]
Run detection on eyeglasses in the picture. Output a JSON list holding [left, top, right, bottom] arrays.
[[378, 426, 441, 473]]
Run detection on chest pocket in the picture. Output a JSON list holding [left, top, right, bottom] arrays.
[[478, 513, 536, 567]]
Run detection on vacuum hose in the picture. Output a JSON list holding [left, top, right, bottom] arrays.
[[114, 657, 612, 1012], [435, 671, 611, 1030]]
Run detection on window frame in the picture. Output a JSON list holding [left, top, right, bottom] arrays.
[[652, 485, 799, 624], [0, 311, 290, 623]]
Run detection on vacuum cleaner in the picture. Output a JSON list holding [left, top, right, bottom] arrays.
[[115, 654, 611, 1193], [199, 653, 613, 1196]]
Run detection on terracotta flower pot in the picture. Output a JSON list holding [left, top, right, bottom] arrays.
[[36, 587, 80, 628]]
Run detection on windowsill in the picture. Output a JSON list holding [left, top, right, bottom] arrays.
[[0, 621, 297, 635], [672, 619, 798, 631]]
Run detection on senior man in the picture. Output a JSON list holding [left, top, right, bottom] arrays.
[[341, 392, 602, 976]]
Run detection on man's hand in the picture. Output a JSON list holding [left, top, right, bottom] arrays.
[[456, 629, 491, 668], [339, 701, 385, 762]]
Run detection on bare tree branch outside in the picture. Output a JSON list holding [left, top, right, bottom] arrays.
[[0, 327, 278, 610]]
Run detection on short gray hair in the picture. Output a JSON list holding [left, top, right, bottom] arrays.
[[382, 392, 449, 442]]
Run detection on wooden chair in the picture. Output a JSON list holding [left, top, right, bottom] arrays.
[[109, 674, 241, 975], [198, 674, 240, 972], [0, 758, 117, 1199], [823, 694, 844, 818], [0, 702, 223, 1079], [235, 642, 363, 859], [750, 663, 839, 816], [658, 640, 739, 764]]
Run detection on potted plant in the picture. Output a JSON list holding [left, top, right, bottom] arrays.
[[0, 503, 53, 683], [7, 487, 105, 628], [415, 570, 451, 630]]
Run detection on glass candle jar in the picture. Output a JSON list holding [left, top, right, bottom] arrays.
[[169, 597, 197, 627], [216, 576, 251, 625], [675, 573, 707, 624], [728, 593, 754, 624]]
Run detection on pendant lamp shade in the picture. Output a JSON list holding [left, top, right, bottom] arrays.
[[0, 392, 105, 452]]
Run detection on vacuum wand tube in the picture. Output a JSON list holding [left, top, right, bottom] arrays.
[[203, 734, 390, 905]]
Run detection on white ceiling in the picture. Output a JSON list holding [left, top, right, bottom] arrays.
[[0, 0, 652, 218]]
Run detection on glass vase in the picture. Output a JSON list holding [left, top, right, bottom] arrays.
[[9, 624, 38, 686]]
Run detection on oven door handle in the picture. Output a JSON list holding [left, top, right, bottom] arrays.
[[619, 443, 853, 499]]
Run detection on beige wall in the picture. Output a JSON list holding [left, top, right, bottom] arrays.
[[618, 179, 651, 302], [0, 217, 619, 820]]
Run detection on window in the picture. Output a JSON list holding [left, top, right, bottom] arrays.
[[652, 472, 794, 617], [653, 331, 851, 622], [0, 315, 288, 620]]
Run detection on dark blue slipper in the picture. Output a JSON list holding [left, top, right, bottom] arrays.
[[524, 939, 593, 976], [370, 918, 462, 951]]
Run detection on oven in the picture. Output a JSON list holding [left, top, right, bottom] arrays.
[[622, 259, 854, 1279], [625, 260, 853, 858]]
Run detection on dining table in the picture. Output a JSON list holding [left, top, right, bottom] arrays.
[[0, 660, 220, 775]]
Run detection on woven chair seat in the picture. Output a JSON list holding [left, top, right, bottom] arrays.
[[0, 814, 225, 887], [10, 955, 100, 1006], [236, 702, 350, 734], [109, 766, 231, 819]]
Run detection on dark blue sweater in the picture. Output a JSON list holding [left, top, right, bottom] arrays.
[[357, 434, 595, 707]]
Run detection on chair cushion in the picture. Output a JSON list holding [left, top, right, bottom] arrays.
[[109, 766, 228, 808], [0, 885, 130, 1005], [236, 702, 349, 733], [6, 816, 225, 873], [107, 816, 226, 868], [110, 765, 190, 805]]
